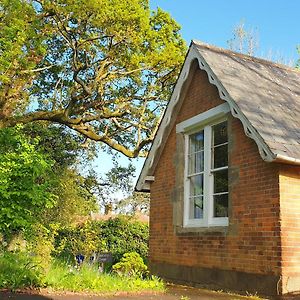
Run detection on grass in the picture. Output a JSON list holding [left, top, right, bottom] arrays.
[[0, 251, 44, 290], [0, 251, 165, 294], [45, 261, 165, 293]]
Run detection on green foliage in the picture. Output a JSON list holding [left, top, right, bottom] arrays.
[[99, 217, 149, 262], [117, 192, 150, 215], [0, 0, 47, 116], [23, 123, 92, 170], [0, 251, 45, 289], [0, 126, 57, 240], [54, 216, 149, 262], [0, 0, 186, 158], [112, 252, 148, 278], [44, 169, 98, 226], [0, 252, 164, 293], [22, 123, 99, 227], [45, 259, 164, 293]]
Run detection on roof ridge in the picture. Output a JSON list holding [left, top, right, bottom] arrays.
[[192, 40, 300, 74]]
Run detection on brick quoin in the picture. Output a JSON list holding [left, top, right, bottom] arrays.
[[280, 164, 300, 293], [149, 68, 288, 295]]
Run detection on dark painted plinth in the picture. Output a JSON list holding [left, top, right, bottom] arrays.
[[150, 261, 280, 296]]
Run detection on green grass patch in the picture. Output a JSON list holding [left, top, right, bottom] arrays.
[[0, 251, 44, 289], [45, 261, 165, 293], [0, 251, 164, 294]]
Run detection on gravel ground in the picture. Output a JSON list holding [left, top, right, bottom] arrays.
[[0, 285, 262, 300]]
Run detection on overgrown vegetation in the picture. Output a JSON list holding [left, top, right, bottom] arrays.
[[112, 252, 149, 278], [54, 216, 149, 263], [45, 260, 163, 293], [0, 126, 57, 242], [0, 251, 164, 293], [0, 217, 161, 293], [0, 0, 185, 294], [0, 251, 45, 290]]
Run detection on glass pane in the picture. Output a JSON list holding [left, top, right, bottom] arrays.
[[190, 174, 203, 196], [189, 131, 204, 153], [213, 121, 228, 146], [214, 194, 228, 217], [189, 196, 203, 219], [213, 169, 228, 193], [189, 151, 204, 174], [213, 144, 228, 169]]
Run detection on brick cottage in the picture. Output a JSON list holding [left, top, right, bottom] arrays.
[[136, 41, 300, 296]]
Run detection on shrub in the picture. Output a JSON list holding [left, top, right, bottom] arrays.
[[0, 126, 56, 242], [112, 252, 148, 277], [54, 216, 149, 263]]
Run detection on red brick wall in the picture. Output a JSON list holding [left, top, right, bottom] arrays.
[[279, 165, 300, 293], [150, 68, 281, 277]]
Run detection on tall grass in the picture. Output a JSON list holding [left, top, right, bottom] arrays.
[[0, 251, 44, 289], [45, 261, 164, 293], [0, 251, 164, 293]]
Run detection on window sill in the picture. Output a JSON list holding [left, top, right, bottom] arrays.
[[175, 225, 228, 236]]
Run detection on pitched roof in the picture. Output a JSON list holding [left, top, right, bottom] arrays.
[[136, 41, 300, 191]]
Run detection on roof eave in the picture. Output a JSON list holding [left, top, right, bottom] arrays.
[[274, 154, 300, 166]]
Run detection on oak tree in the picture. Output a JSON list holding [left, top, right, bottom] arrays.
[[0, 0, 186, 157]]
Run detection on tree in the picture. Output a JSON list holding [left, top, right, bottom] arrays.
[[0, 126, 56, 241], [43, 169, 98, 225], [82, 162, 136, 213], [227, 20, 295, 66], [117, 192, 150, 215], [227, 20, 259, 56], [0, 0, 186, 158]]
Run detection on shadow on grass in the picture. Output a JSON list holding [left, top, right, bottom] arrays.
[[0, 291, 53, 300]]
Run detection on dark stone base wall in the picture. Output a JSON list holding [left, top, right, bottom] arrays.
[[150, 261, 280, 296]]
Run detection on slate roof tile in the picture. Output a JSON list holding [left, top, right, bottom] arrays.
[[194, 41, 300, 159]]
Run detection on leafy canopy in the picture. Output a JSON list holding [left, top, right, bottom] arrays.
[[0, 0, 186, 157]]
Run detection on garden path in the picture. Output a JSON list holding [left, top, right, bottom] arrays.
[[0, 285, 267, 300]]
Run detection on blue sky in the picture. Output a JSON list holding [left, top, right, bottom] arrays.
[[151, 0, 300, 62], [93, 0, 300, 184]]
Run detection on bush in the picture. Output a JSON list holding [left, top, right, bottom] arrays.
[[0, 126, 56, 242], [54, 216, 149, 263], [0, 251, 45, 289], [112, 252, 148, 277]]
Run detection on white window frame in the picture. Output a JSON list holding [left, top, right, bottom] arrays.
[[176, 103, 230, 228]]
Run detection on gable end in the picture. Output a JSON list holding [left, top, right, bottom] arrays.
[[136, 41, 300, 191]]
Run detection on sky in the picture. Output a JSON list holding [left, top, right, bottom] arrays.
[[93, 0, 300, 185], [150, 0, 300, 62]]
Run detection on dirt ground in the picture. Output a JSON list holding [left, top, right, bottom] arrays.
[[0, 285, 265, 300]]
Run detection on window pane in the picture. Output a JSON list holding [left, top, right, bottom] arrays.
[[190, 174, 203, 196], [213, 169, 228, 193], [213, 144, 228, 169], [214, 194, 228, 217], [189, 151, 204, 174], [213, 121, 227, 146], [189, 131, 204, 153], [189, 196, 203, 219]]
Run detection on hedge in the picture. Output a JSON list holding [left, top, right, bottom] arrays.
[[53, 215, 149, 263]]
